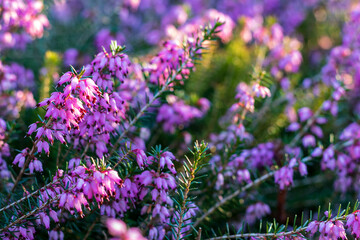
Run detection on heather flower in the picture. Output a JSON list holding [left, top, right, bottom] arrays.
[[233, 83, 255, 112], [48, 230, 64, 240], [148, 226, 166, 240], [298, 161, 308, 176], [322, 146, 336, 170], [274, 158, 296, 190], [0, 119, 10, 180], [215, 173, 224, 190], [35, 163, 124, 224], [89, 47, 131, 92], [0, 0, 49, 51], [145, 40, 193, 86], [245, 202, 271, 225], [243, 142, 275, 169], [302, 134, 316, 147], [298, 107, 313, 122], [307, 218, 346, 239], [237, 169, 251, 183], [156, 96, 207, 133], [252, 83, 271, 98], [133, 149, 147, 168], [0, 221, 36, 239], [28, 159, 43, 173], [0, 62, 35, 119], [287, 122, 300, 132], [346, 211, 360, 238], [13, 148, 28, 168], [106, 218, 146, 240]]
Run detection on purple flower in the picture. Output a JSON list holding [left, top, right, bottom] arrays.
[[302, 134, 316, 147], [274, 165, 294, 190], [245, 202, 271, 224], [298, 107, 313, 122], [106, 218, 146, 240]]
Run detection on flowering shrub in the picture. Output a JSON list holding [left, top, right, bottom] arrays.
[[1, 0, 360, 239]]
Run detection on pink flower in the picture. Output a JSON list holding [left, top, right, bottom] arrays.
[[133, 149, 147, 168], [287, 122, 300, 132], [106, 219, 146, 240], [295, 161, 306, 177], [274, 165, 294, 190], [302, 134, 316, 147], [298, 107, 313, 122], [245, 202, 271, 224], [347, 211, 360, 238], [252, 83, 271, 98]]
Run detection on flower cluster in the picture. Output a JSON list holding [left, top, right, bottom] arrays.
[[145, 40, 194, 86], [274, 159, 295, 190], [0, 118, 10, 181], [307, 212, 346, 239], [35, 163, 123, 230], [0, 62, 35, 119], [136, 150, 177, 239], [56, 43, 139, 158], [0, 0, 49, 50], [157, 96, 210, 133], [12, 71, 100, 171], [87, 46, 131, 92], [321, 123, 360, 193], [245, 202, 271, 225], [346, 210, 360, 238], [241, 18, 303, 84], [1, 220, 36, 240], [287, 107, 327, 148]]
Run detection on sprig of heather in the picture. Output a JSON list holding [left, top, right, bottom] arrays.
[[109, 21, 224, 156], [1, 160, 123, 238], [171, 141, 210, 240], [206, 202, 360, 240], [138, 147, 178, 239], [9, 68, 101, 196], [209, 48, 271, 156], [67, 42, 129, 158], [194, 136, 354, 228]]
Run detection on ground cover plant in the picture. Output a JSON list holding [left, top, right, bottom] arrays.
[[1, 0, 360, 239]]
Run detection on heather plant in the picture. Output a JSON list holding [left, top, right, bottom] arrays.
[[2, 0, 360, 240]]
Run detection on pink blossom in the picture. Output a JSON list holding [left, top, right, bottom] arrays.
[[245, 202, 271, 224], [107, 219, 146, 240], [298, 107, 313, 122]]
